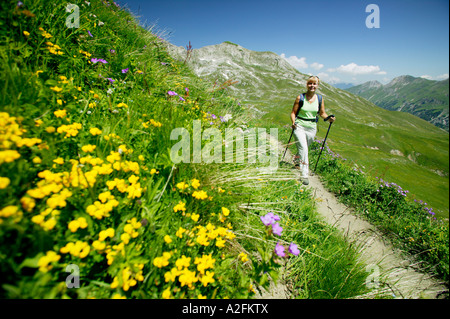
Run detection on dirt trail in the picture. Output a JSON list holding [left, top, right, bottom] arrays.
[[256, 137, 447, 299]]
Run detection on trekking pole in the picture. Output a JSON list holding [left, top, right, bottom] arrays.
[[313, 115, 334, 172], [281, 127, 295, 162]]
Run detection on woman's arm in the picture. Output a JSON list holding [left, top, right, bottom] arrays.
[[291, 95, 300, 128]]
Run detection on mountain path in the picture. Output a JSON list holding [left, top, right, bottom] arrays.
[[255, 135, 447, 299]]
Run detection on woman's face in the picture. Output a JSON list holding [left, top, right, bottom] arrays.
[[307, 80, 319, 92]]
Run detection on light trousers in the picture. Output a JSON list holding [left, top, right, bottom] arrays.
[[293, 125, 317, 178]]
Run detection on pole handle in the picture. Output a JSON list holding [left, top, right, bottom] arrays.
[[324, 114, 335, 122]]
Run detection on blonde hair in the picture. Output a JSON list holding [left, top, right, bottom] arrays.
[[307, 75, 320, 85]]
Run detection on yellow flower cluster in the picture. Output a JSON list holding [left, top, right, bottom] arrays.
[[121, 218, 141, 244], [192, 190, 208, 200], [81, 144, 96, 153], [0, 177, 10, 189], [193, 223, 235, 247], [158, 253, 216, 296], [60, 240, 90, 258], [86, 192, 119, 220], [45, 41, 63, 55], [173, 201, 186, 213], [142, 119, 162, 128], [54, 109, 67, 118], [39, 27, 52, 39], [68, 217, 88, 232], [79, 49, 92, 59], [37, 251, 60, 272], [110, 264, 145, 291], [57, 122, 82, 138], [31, 207, 59, 231], [0, 205, 23, 224], [0, 112, 42, 164], [153, 252, 172, 268]]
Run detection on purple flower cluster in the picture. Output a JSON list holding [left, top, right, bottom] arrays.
[[260, 212, 300, 258], [91, 58, 108, 64], [274, 242, 300, 258], [377, 178, 409, 197], [167, 90, 186, 101], [260, 212, 282, 236]]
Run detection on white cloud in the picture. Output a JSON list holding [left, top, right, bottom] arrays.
[[310, 62, 324, 70], [420, 75, 433, 80], [328, 62, 386, 75], [316, 72, 341, 84], [280, 53, 308, 69], [421, 74, 448, 81]]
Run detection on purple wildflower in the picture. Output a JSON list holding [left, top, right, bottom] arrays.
[[274, 243, 285, 257], [260, 212, 280, 226], [272, 223, 283, 236], [167, 91, 178, 96], [288, 243, 300, 256], [91, 58, 108, 64], [179, 97, 185, 102], [109, 49, 116, 54], [106, 78, 115, 84], [121, 68, 129, 74], [87, 30, 93, 37]]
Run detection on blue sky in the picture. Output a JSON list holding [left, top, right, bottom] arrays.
[[118, 0, 449, 85]]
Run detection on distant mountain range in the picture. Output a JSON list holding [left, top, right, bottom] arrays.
[[346, 76, 449, 131]]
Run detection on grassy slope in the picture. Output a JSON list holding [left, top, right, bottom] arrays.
[[0, 0, 372, 299]]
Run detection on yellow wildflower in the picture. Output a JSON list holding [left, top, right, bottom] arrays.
[[89, 127, 102, 136], [176, 181, 188, 191], [175, 255, 191, 270], [50, 86, 62, 92], [53, 109, 67, 118], [38, 251, 60, 272], [173, 201, 186, 213], [162, 287, 171, 299], [164, 235, 172, 244], [192, 190, 208, 200], [0, 177, 10, 189], [191, 178, 200, 189]]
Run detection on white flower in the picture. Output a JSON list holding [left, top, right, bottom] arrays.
[[222, 114, 232, 122]]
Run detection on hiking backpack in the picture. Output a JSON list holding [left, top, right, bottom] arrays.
[[297, 93, 323, 123]]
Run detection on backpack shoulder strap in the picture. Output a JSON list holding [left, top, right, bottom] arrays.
[[295, 93, 305, 117], [317, 94, 323, 112]]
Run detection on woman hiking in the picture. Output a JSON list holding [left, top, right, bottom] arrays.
[[290, 75, 335, 185]]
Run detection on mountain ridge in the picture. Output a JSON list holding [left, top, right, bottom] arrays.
[[347, 76, 449, 131]]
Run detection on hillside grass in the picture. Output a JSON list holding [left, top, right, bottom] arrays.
[[0, 0, 374, 299]]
